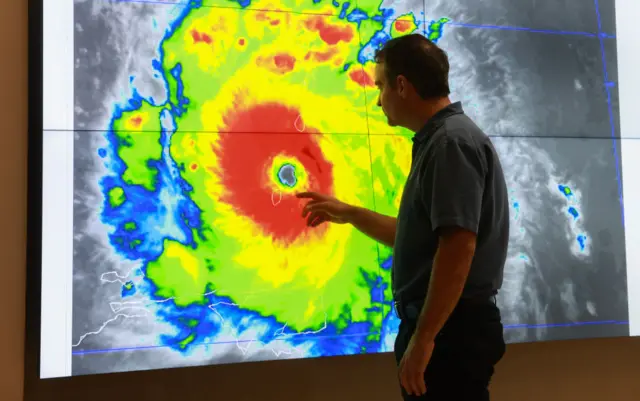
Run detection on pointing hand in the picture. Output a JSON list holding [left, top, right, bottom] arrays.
[[296, 192, 354, 227]]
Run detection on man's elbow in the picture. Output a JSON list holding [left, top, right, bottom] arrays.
[[438, 226, 477, 259]]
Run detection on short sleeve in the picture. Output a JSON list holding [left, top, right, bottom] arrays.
[[423, 136, 487, 234]]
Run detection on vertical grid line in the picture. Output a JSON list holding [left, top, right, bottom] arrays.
[[593, 0, 625, 227], [355, 15, 386, 338]]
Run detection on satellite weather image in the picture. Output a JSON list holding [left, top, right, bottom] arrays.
[[68, 0, 628, 375]]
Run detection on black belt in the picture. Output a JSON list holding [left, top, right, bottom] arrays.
[[393, 294, 496, 321]]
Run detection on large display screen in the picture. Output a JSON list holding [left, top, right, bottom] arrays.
[[37, 0, 640, 378]]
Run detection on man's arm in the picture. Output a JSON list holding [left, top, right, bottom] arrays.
[[414, 227, 477, 342], [414, 136, 487, 343], [346, 206, 397, 248]]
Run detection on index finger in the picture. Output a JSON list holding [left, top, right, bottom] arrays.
[[415, 374, 427, 395], [296, 191, 324, 200], [400, 371, 412, 395]]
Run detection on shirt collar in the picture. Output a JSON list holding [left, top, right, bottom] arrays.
[[412, 101, 464, 144]]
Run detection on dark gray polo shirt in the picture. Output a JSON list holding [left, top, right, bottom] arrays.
[[392, 102, 509, 303]]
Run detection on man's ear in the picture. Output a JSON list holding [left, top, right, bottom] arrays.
[[396, 75, 407, 98]]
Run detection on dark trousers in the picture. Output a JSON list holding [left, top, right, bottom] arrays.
[[393, 297, 506, 401]]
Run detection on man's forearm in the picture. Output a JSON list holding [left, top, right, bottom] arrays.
[[346, 206, 396, 248], [414, 229, 476, 342]]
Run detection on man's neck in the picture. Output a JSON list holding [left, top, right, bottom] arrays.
[[405, 97, 452, 133]]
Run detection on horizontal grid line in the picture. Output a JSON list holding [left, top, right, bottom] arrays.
[[46, 129, 634, 140], [73, 331, 375, 355], [65, 129, 371, 135], [71, 320, 628, 356], [448, 22, 602, 38]]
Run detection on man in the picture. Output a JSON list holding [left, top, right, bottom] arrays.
[[297, 33, 509, 400]]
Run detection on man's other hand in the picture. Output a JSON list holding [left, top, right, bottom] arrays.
[[296, 192, 354, 226], [398, 335, 434, 397]]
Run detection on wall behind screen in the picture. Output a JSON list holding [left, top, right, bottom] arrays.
[[2, 1, 640, 400]]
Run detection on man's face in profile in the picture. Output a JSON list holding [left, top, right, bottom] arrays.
[[375, 62, 400, 127]]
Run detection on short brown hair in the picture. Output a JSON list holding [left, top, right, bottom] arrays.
[[374, 34, 450, 100]]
